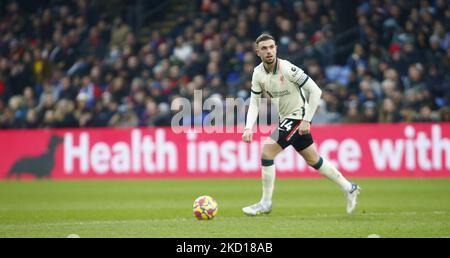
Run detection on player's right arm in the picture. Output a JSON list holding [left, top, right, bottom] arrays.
[[243, 72, 262, 143]]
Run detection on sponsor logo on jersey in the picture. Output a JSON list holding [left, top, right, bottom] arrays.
[[267, 90, 290, 98]]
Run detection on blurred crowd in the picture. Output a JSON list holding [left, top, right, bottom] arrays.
[[0, 0, 449, 130]]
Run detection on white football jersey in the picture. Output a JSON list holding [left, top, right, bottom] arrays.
[[251, 58, 310, 121]]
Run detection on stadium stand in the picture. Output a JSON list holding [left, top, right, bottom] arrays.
[[0, 0, 449, 129]]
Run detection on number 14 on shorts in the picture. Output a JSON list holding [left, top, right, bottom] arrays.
[[279, 119, 294, 131]]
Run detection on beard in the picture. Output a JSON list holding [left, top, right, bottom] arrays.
[[264, 58, 275, 64]]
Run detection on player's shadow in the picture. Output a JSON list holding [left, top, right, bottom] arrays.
[[6, 135, 64, 180]]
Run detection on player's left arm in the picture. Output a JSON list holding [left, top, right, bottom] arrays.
[[284, 61, 322, 135], [299, 79, 322, 135]]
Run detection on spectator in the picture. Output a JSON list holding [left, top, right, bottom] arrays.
[[413, 105, 439, 122], [439, 106, 450, 122], [343, 101, 362, 124], [109, 103, 139, 128], [378, 98, 401, 123], [313, 100, 342, 124], [109, 17, 131, 48], [361, 101, 378, 123]]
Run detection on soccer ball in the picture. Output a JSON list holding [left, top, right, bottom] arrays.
[[192, 196, 218, 220]]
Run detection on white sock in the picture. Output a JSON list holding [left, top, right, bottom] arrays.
[[316, 158, 352, 192], [261, 163, 276, 204]]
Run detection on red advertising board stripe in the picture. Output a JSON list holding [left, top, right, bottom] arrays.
[[0, 123, 449, 180]]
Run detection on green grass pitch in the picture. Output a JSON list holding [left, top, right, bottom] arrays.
[[1, 178, 449, 238]]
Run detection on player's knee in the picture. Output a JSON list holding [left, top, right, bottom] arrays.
[[261, 139, 282, 160], [261, 147, 277, 160], [261, 151, 273, 160]]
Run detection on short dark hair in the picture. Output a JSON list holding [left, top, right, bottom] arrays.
[[255, 33, 275, 46]]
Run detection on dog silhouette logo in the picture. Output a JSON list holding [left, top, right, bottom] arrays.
[[7, 135, 64, 179]]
